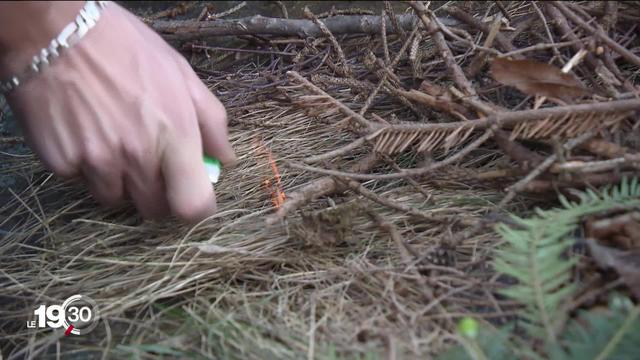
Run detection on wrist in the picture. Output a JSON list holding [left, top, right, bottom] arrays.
[[0, 1, 84, 77]]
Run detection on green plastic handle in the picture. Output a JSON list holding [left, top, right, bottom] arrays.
[[203, 155, 222, 184]]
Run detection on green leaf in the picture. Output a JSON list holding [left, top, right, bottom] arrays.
[[437, 325, 517, 360], [549, 304, 640, 360], [492, 178, 640, 344]]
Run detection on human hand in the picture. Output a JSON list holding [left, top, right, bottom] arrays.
[[2, 3, 236, 222]]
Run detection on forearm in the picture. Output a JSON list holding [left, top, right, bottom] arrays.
[[0, 1, 83, 76]]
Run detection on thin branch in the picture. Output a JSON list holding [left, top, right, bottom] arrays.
[[144, 2, 196, 21], [522, 172, 634, 193], [531, 1, 562, 59], [552, 2, 640, 67], [544, 3, 622, 96], [466, 13, 503, 77], [288, 129, 494, 180], [304, 138, 367, 164], [275, 1, 288, 19], [554, 157, 633, 173], [206, 1, 246, 20], [305, 98, 640, 163], [409, 1, 476, 96], [152, 14, 450, 40], [335, 177, 472, 225], [501, 39, 588, 58], [303, 7, 353, 77], [370, 98, 640, 133], [359, 24, 422, 116], [384, 1, 406, 39], [265, 154, 378, 225], [439, 6, 516, 55], [381, 154, 433, 200], [381, 10, 390, 65], [286, 71, 375, 130], [188, 44, 296, 56], [499, 130, 597, 206]]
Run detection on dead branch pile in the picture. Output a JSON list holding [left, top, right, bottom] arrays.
[[1, 1, 639, 358]]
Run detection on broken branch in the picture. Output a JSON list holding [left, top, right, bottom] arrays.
[[152, 14, 459, 40]]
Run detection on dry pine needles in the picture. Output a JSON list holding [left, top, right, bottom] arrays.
[[1, 1, 639, 359]]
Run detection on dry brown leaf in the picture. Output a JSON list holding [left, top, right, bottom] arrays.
[[490, 57, 590, 101], [587, 239, 640, 299], [585, 211, 640, 249]]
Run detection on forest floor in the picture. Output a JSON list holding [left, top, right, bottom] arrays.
[[1, 1, 639, 359]]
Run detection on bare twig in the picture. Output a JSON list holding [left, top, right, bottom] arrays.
[[466, 14, 503, 77], [358, 27, 422, 116], [188, 44, 296, 56], [531, 2, 562, 59], [286, 71, 375, 130], [305, 98, 640, 163], [304, 138, 367, 164], [316, 7, 375, 18], [384, 1, 406, 39], [552, 2, 640, 67], [335, 176, 470, 224], [499, 130, 598, 206], [523, 172, 634, 193], [275, 1, 288, 19], [409, 1, 476, 96], [265, 154, 378, 225], [544, 2, 620, 93], [381, 154, 433, 200], [381, 10, 390, 65], [288, 129, 494, 180], [206, 1, 246, 21], [439, 6, 517, 55], [602, 1, 618, 34], [303, 7, 353, 77], [152, 14, 441, 40], [371, 98, 640, 133], [144, 2, 195, 21], [554, 157, 634, 173], [501, 39, 588, 58]]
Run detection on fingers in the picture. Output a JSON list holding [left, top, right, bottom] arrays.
[[161, 138, 217, 223], [187, 72, 237, 167], [119, 141, 170, 219], [123, 165, 170, 220], [82, 162, 124, 207]]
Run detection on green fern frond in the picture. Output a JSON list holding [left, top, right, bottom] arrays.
[[439, 298, 640, 360], [549, 303, 640, 360], [494, 219, 577, 342], [437, 325, 518, 360], [494, 177, 640, 342], [440, 178, 640, 360]]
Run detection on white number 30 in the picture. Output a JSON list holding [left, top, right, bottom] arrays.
[[67, 306, 92, 323]]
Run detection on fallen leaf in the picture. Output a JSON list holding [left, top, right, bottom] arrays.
[[490, 57, 590, 101], [586, 211, 640, 249], [587, 239, 640, 299]]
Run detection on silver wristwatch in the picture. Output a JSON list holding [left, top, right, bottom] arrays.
[[0, 1, 109, 95]]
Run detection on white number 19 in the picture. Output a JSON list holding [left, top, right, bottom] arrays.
[[33, 304, 65, 328]]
